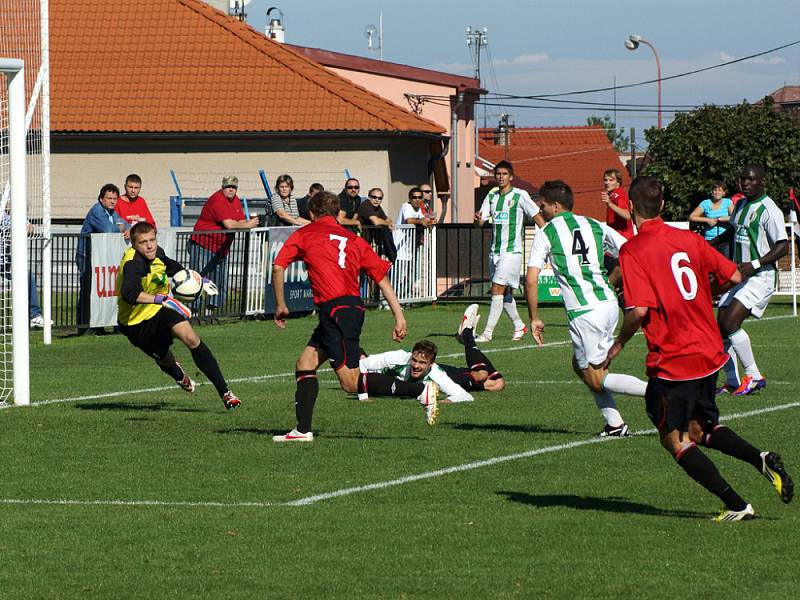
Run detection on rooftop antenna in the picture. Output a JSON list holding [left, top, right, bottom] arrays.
[[266, 7, 285, 42], [364, 11, 383, 60]]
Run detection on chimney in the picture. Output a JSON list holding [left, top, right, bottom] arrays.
[[495, 114, 513, 146], [203, 1, 246, 21], [266, 7, 285, 43]]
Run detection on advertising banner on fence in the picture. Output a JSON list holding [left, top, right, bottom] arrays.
[[90, 233, 129, 327], [263, 227, 315, 315], [537, 266, 562, 304]]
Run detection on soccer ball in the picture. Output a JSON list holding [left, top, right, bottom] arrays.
[[171, 269, 203, 302]]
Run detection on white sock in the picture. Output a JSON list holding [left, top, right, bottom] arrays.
[[483, 294, 504, 336], [603, 373, 647, 396], [593, 390, 623, 427], [503, 296, 525, 330], [722, 338, 740, 387], [729, 329, 762, 378]]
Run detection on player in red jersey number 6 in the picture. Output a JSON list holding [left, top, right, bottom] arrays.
[[272, 192, 424, 443], [605, 177, 793, 521]]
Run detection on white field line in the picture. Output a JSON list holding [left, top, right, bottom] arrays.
[[2, 312, 794, 410], [286, 400, 800, 506], [0, 400, 796, 510], [1, 336, 576, 411]]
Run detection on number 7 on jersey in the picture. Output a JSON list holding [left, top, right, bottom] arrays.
[[330, 234, 348, 268]]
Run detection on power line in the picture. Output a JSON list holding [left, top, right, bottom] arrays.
[[414, 38, 800, 103], [490, 38, 800, 99]]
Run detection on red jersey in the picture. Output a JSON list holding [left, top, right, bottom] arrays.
[[274, 216, 391, 304], [190, 190, 246, 253], [620, 218, 737, 381], [607, 187, 634, 240], [115, 195, 156, 227]]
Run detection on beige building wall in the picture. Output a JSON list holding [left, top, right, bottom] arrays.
[[52, 138, 434, 226], [328, 67, 477, 223]]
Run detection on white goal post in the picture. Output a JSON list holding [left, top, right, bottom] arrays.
[[0, 58, 30, 406]]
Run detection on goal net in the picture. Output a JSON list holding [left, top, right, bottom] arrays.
[[0, 0, 50, 405]]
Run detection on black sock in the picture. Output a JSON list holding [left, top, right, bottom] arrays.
[[295, 370, 318, 433], [190, 341, 228, 397], [463, 329, 497, 373], [701, 425, 763, 471], [157, 357, 184, 381], [676, 444, 747, 511], [360, 373, 424, 398]]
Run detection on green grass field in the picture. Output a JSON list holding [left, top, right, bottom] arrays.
[[1, 301, 798, 598]]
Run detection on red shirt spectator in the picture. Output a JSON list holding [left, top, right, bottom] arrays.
[[191, 188, 248, 254], [274, 215, 390, 304], [619, 217, 737, 380], [116, 194, 156, 228], [607, 186, 634, 239]]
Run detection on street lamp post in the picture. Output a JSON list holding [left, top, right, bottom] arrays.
[[625, 34, 662, 128]]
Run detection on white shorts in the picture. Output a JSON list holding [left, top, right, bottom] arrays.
[[489, 253, 523, 289], [569, 302, 619, 369], [718, 270, 775, 319]]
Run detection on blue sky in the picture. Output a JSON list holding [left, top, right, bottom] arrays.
[[243, 0, 800, 136]]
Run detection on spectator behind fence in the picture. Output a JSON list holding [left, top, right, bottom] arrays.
[[297, 182, 323, 221], [0, 210, 46, 328], [418, 183, 439, 224], [116, 173, 156, 236], [270, 174, 310, 227], [75, 183, 128, 334], [357, 187, 397, 262], [337, 177, 362, 231], [689, 181, 733, 256], [601, 168, 634, 240], [188, 175, 259, 312]]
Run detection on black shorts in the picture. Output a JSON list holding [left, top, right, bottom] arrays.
[[439, 364, 483, 391], [645, 373, 720, 433], [119, 308, 186, 360], [308, 296, 365, 370]]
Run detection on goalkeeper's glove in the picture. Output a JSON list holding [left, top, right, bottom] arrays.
[[202, 277, 218, 296], [153, 294, 192, 319]]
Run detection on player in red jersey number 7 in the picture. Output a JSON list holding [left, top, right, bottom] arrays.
[[605, 176, 793, 521], [271, 192, 428, 442]]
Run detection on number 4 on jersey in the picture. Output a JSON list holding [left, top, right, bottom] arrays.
[[571, 230, 590, 265]]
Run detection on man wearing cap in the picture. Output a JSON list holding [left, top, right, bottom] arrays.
[[188, 175, 259, 312]]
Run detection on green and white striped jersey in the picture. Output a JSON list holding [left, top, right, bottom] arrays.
[[528, 212, 627, 317], [359, 350, 474, 403], [730, 195, 787, 267], [478, 186, 540, 255]]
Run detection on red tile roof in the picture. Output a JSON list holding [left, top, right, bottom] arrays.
[[47, 0, 444, 135], [769, 85, 800, 105], [479, 126, 626, 221], [285, 44, 483, 92]]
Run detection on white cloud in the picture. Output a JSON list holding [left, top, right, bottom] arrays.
[[493, 53, 550, 66], [720, 51, 785, 65]]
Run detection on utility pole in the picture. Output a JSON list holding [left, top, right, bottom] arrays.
[[466, 27, 488, 164]]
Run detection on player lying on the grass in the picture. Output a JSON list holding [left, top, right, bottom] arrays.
[[116, 222, 241, 410], [358, 305, 506, 404], [606, 176, 793, 522], [525, 180, 647, 437], [271, 192, 438, 443]]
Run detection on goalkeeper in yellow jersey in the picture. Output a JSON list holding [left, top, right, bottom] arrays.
[[116, 222, 241, 410]]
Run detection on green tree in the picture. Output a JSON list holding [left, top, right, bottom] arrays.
[[586, 114, 629, 152], [642, 100, 800, 219]]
